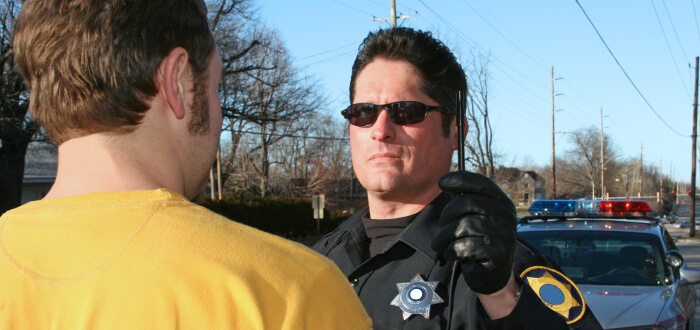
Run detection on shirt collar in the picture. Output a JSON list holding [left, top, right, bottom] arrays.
[[396, 192, 453, 263], [341, 193, 453, 266]]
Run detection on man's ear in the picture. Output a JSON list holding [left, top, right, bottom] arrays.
[[160, 47, 190, 120], [452, 116, 468, 150]]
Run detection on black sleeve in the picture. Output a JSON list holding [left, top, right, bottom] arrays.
[[311, 234, 331, 255], [478, 277, 568, 329], [513, 238, 604, 330]]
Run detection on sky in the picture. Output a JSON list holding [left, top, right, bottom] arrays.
[[257, 0, 700, 183]]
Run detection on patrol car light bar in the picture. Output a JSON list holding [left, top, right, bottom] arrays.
[[528, 200, 653, 218], [598, 200, 652, 217], [528, 200, 576, 217]]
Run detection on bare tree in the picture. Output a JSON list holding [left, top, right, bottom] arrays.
[[273, 113, 352, 200], [463, 50, 497, 178], [557, 127, 619, 199], [601, 156, 666, 201], [0, 0, 40, 214], [209, 0, 269, 192], [219, 27, 323, 196]]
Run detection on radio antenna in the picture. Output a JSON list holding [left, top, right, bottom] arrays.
[[457, 90, 466, 172]]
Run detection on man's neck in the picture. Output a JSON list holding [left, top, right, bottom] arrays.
[[366, 186, 442, 219], [44, 133, 185, 200]]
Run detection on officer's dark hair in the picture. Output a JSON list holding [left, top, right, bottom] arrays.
[[349, 27, 466, 137]]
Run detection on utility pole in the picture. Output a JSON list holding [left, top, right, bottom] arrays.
[[671, 160, 675, 203], [625, 166, 629, 200], [551, 66, 556, 199], [549, 67, 565, 199], [209, 168, 216, 200], [600, 108, 605, 200], [374, 0, 418, 27], [216, 148, 222, 200], [660, 156, 663, 199], [209, 146, 222, 200], [673, 163, 678, 204], [690, 56, 698, 237], [640, 142, 643, 198]]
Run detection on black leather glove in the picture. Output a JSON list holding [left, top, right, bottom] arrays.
[[431, 171, 517, 295]]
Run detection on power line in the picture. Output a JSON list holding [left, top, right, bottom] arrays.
[[490, 64, 551, 104], [329, 0, 375, 17], [417, 0, 551, 103], [296, 42, 357, 61], [651, 0, 692, 99], [466, 0, 537, 58], [490, 92, 548, 124], [459, 0, 549, 72], [606, 116, 636, 146], [300, 49, 357, 68], [420, 1, 549, 90], [417, 0, 567, 137], [228, 129, 349, 141], [422, 0, 606, 136], [396, 2, 419, 14], [661, 0, 690, 64], [693, 0, 700, 44], [561, 79, 598, 111], [561, 94, 597, 127], [575, 0, 687, 137], [364, 0, 389, 9]]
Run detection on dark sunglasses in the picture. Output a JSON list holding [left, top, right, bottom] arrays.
[[341, 101, 454, 127]]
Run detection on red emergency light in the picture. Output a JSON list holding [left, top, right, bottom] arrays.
[[598, 200, 652, 217]]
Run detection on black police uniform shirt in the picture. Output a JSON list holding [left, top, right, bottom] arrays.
[[313, 192, 602, 330]]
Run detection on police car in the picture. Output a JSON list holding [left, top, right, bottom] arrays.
[[518, 200, 700, 329]]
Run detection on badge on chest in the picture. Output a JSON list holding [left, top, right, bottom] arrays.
[[390, 274, 444, 320]]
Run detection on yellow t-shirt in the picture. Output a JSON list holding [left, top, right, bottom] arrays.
[[0, 189, 371, 329]]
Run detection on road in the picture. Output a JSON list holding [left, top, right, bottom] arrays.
[[676, 201, 700, 220], [666, 224, 700, 329]]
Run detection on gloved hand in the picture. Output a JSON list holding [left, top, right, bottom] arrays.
[[431, 171, 517, 295]]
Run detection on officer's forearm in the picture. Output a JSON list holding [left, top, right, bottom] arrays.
[[475, 273, 520, 319]]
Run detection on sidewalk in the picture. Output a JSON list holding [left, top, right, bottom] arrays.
[[665, 223, 700, 242]]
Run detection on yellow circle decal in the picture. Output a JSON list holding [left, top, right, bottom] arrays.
[[520, 266, 586, 324]]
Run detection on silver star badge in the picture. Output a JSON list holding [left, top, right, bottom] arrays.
[[390, 274, 444, 320]]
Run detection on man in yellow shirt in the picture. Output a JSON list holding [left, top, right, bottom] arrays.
[[0, 0, 372, 329]]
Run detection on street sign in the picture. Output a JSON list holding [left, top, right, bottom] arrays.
[[312, 194, 325, 235], [312, 194, 325, 220]]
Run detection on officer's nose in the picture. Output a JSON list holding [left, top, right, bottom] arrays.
[[370, 108, 396, 141]]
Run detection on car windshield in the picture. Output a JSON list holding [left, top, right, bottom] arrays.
[[518, 231, 670, 286]]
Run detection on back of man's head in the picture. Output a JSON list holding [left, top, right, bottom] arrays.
[[349, 27, 466, 137], [14, 0, 215, 145]]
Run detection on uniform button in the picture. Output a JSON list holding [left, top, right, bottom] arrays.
[[351, 278, 359, 286]]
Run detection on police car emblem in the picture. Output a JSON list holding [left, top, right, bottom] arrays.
[[520, 266, 586, 324], [390, 274, 444, 320]]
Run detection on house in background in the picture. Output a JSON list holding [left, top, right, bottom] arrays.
[[495, 167, 546, 206], [22, 142, 57, 204]]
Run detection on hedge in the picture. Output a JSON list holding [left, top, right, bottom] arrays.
[[201, 196, 351, 239]]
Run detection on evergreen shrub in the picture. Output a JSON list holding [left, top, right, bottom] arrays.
[[202, 196, 350, 239]]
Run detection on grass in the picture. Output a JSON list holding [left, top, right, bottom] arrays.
[[678, 236, 700, 241], [516, 206, 530, 217]]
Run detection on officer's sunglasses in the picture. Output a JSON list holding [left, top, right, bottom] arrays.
[[341, 101, 454, 127]]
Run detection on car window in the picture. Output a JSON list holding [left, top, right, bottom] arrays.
[[519, 231, 670, 286], [663, 229, 677, 251]]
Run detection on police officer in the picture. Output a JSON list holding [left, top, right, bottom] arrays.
[[313, 27, 602, 329]]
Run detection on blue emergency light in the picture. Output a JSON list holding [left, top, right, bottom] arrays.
[[528, 200, 576, 216]]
